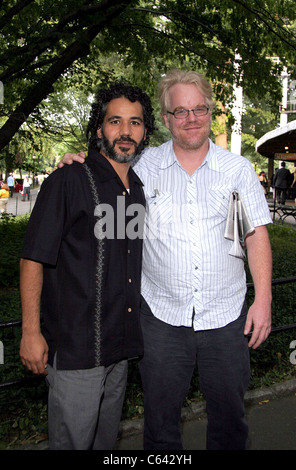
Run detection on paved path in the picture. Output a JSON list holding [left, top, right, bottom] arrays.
[[10, 379, 296, 451], [114, 380, 296, 451], [3, 189, 38, 217], [113, 394, 296, 451]]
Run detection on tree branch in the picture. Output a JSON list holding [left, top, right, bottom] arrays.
[[0, 0, 35, 30], [0, 0, 133, 151], [231, 0, 296, 51], [0, 0, 129, 82]]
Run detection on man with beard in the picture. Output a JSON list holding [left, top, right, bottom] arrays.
[[19, 82, 155, 450], [61, 70, 272, 451]]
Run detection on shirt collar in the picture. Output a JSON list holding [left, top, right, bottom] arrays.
[[86, 148, 143, 186], [205, 139, 220, 172], [159, 140, 178, 169], [159, 138, 220, 173]]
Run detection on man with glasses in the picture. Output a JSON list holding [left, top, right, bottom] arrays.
[[61, 69, 272, 450]]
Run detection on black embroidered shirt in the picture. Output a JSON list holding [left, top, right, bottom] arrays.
[[21, 149, 145, 369]]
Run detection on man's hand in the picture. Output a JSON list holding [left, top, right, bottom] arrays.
[[20, 332, 49, 375], [244, 301, 271, 349], [58, 152, 86, 168]]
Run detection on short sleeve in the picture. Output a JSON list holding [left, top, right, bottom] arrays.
[[21, 169, 67, 266], [237, 160, 272, 227]]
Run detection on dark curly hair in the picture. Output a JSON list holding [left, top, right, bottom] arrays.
[[87, 81, 156, 150]]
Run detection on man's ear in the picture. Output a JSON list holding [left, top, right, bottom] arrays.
[[163, 114, 170, 130], [96, 127, 102, 139]]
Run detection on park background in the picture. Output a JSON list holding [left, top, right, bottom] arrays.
[[0, 0, 296, 449]]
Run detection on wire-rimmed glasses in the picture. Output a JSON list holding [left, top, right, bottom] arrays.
[[167, 106, 209, 119]]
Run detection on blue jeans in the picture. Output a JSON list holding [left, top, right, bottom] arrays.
[[139, 297, 250, 450]]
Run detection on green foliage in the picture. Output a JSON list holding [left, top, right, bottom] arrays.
[[268, 223, 296, 278], [0, 382, 48, 449], [0, 215, 295, 447], [0, 214, 30, 288], [2, 0, 296, 164], [244, 223, 296, 283], [241, 95, 279, 166], [0, 288, 21, 325], [248, 329, 296, 389]]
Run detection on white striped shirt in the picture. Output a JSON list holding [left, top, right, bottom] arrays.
[[133, 139, 272, 330]]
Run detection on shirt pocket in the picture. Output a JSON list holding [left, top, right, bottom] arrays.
[[208, 185, 233, 218], [145, 192, 173, 234]]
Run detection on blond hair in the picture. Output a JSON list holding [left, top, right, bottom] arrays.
[[158, 69, 215, 115]]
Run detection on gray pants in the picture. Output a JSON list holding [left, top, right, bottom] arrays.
[[46, 358, 128, 450]]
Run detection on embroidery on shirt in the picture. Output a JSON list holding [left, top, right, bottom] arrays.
[[82, 163, 104, 366]]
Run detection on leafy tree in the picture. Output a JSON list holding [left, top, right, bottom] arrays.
[[1, 0, 296, 164], [241, 95, 279, 170]]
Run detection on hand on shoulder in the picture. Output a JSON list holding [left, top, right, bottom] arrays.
[[58, 152, 86, 168]]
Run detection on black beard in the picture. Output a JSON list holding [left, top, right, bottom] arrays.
[[99, 133, 145, 163]]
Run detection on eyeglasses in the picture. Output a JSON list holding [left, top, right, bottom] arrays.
[[167, 106, 209, 119]]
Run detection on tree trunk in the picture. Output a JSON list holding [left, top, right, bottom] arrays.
[[214, 102, 228, 149]]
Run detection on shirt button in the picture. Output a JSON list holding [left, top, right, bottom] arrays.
[[128, 307, 132, 312], [127, 249, 131, 254], [128, 278, 132, 283], [122, 191, 126, 195]]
